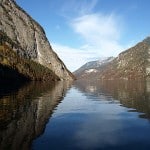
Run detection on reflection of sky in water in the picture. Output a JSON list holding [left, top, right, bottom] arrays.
[[53, 88, 119, 115], [33, 83, 150, 150], [86, 85, 97, 92]]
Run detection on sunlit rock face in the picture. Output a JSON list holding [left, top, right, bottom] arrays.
[[74, 37, 150, 80], [0, 0, 74, 80], [102, 37, 150, 80]]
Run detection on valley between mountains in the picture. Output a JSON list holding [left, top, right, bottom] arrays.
[[1, 0, 150, 81], [74, 37, 150, 80]]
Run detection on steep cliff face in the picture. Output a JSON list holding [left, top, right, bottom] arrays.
[[74, 37, 150, 80], [0, 42, 60, 81], [0, 0, 74, 80]]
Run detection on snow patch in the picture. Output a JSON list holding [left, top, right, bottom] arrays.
[[85, 69, 98, 73]]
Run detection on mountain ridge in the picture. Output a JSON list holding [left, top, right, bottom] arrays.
[[0, 0, 74, 81], [74, 57, 114, 79], [74, 37, 150, 80]]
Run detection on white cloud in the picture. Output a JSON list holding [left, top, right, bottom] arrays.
[[52, 43, 99, 72], [72, 14, 119, 40], [51, 13, 129, 72], [51, 1, 130, 72], [70, 13, 126, 57]]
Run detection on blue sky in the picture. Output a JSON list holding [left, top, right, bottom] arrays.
[[16, 0, 150, 71]]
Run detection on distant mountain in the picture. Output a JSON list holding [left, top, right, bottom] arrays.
[[74, 37, 150, 80], [0, 0, 74, 81], [74, 57, 114, 79]]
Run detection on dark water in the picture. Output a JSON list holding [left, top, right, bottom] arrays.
[[1, 80, 150, 150]]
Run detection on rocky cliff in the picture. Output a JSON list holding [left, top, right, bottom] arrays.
[[0, 0, 74, 80], [74, 37, 150, 80], [0, 38, 60, 81], [99, 38, 150, 80]]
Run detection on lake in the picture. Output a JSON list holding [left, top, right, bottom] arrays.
[[1, 80, 150, 150]]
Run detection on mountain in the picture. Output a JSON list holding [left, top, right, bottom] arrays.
[[74, 57, 114, 79], [74, 37, 150, 80], [0, 32, 60, 81], [0, 0, 74, 81]]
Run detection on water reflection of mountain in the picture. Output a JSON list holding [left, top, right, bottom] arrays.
[[0, 81, 71, 150], [74, 79, 150, 119]]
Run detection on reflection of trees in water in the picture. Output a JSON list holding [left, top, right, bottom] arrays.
[[0, 81, 71, 150], [74, 79, 150, 119]]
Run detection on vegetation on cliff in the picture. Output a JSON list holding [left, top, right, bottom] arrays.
[[1, 0, 74, 80], [0, 44, 60, 81], [0, 32, 60, 81]]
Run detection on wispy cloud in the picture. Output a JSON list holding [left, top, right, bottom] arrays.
[[70, 13, 125, 57], [52, 43, 99, 72], [60, 0, 98, 17], [51, 0, 129, 71]]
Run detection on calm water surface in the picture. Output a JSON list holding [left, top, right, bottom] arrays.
[[1, 80, 150, 150]]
